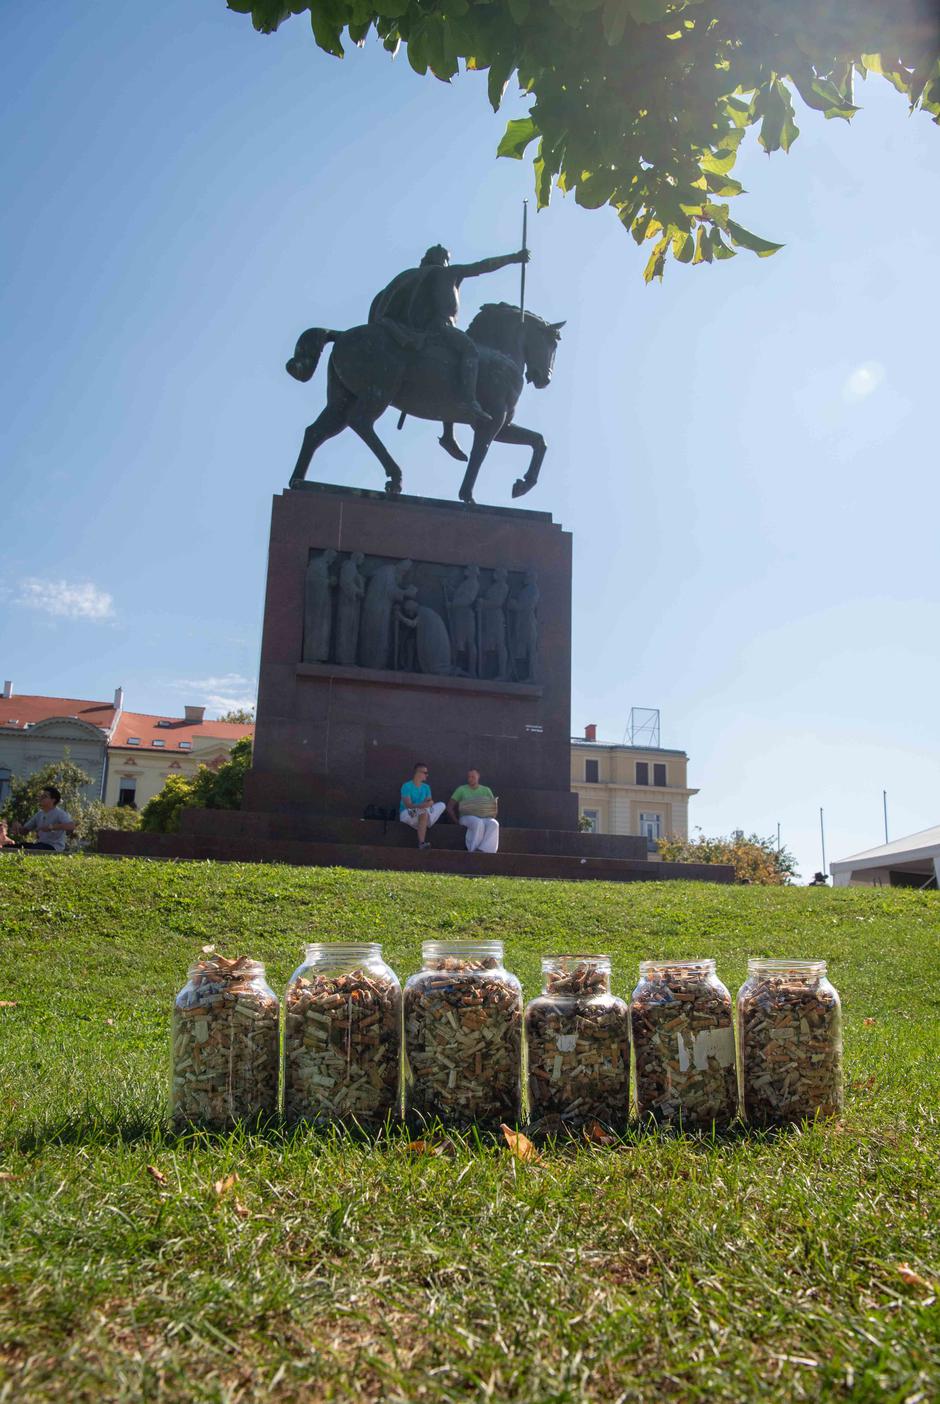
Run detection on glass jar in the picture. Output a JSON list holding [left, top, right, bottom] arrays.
[[738, 959, 843, 1126], [404, 940, 522, 1131], [630, 959, 737, 1129], [283, 942, 402, 1128], [525, 955, 629, 1129], [171, 954, 279, 1129]]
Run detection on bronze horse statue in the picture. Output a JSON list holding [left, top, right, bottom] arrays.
[[286, 303, 564, 505]]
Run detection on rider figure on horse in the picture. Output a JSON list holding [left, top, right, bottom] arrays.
[[369, 244, 528, 460]]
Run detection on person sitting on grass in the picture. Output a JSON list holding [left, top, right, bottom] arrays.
[[3, 786, 75, 853], [447, 767, 499, 853], [399, 762, 445, 851]]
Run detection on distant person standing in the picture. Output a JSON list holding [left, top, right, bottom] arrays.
[[447, 768, 499, 853], [5, 786, 75, 852], [399, 763, 445, 850]]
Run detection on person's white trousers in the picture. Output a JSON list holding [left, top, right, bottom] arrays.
[[459, 815, 500, 853], [400, 802, 445, 830]]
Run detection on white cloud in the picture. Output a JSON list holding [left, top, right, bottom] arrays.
[[170, 673, 257, 717], [843, 361, 885, 401], [15, 578, 115, 621]]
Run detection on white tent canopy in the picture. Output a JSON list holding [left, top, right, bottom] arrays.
[[830, 824, 940, 889]]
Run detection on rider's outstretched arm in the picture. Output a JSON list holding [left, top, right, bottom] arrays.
[[452, 250, 527, 282]]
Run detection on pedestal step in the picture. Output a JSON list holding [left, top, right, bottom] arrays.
[[95, 828, 733, 884]]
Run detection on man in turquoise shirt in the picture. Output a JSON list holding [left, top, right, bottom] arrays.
[[399, 762, 445, 850]]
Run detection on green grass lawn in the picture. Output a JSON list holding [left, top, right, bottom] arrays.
[[0, 856, 938, 1402]]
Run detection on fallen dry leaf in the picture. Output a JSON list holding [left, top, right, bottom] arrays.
[[232, 1199, 250, 1219], [864, 1017, 877, 1026], [406, 1139, 456, 1158], [213, 1172, 239, 1197], [201, 944, 217, 954], [0, 1172, 20, 1182], [0, 1001, 17, 1009], [501, 1125, 543, 1164], [583, 1119, 616, 1146], [896, 1263, 934, 1293], [145, 1165, 168, 1186]]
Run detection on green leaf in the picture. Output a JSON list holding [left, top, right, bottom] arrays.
[[487, 52, 517, 112], [497, 116, 539, 159], [508, 0, 530, 23], [756, 79, 800, 153], [790, 70, 858, 121], [673, 229, 694, 263], [692, 225, 712, 265], [309, 4, 344, 57], [602, 0, 626, 47], [704, 171, 744, 196], [709, 227, 736, 260], [726, 219, 784, 257], [574, 168, 618, 209], [643, 233, 670, 283]]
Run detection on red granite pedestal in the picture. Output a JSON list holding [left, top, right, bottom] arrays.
[[98, 483, 733, 885]]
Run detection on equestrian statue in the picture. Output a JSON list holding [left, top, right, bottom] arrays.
[[286, 243, 564, 506]]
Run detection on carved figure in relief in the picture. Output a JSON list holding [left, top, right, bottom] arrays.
[[508, 568, 539, 682], [394, 598, 454, 677], [446, 565, 480, 677], [359, 559, 414, 671], [302, 548, 337, 663], [478, 567, 509, 681], [335, 551, 366, 666]]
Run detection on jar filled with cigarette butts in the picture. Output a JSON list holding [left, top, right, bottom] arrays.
[[737, 959, 843, 1126], [630, 960, 737, 1129], [404, 939, 522, 1132], [525, 956, 629, 1130], [171, 954, 280, 1129], [284, 943, 402, 1128]]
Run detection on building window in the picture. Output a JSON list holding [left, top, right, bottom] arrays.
[[156, 720, 172, 728], [152, 739, 165, 748], [585, 758, 599, 783], [582, 809, 599, 833], [127, 737, 141, 746], [117, 778, 137, 809], [653, 762, 667, 787], [639, 811, 662, 841], [635, 761, 649, 785], [0, 767, 10, 805], [178, 741, 192, 750]]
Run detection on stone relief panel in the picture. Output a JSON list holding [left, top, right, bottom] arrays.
[[302, 550, 539, 683]]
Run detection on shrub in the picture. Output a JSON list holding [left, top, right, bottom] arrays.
[[74, 802, 141, 850], [657, 831, 799, 885], [140, 736, 253, 833]]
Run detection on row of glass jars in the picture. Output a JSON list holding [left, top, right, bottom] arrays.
[[171, 941, 843, 1131]]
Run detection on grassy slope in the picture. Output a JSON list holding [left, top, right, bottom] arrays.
[[0, 856, 937, 1403]]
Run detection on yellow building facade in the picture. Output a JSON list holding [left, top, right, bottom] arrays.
[[570, 730, 698, 850]]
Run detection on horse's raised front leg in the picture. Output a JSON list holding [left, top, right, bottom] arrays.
[[347, 398, 403, 496], [457, 417, 503, 506], [289, 400, 351, 487], [494, 421, 547, 499]]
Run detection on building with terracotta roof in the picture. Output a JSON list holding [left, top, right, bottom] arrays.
[[0, 681, 253, 811], [0, 682, 120, 805], [104, 707, 253, 810]]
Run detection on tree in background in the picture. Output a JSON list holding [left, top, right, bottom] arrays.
[[141, 736, 253, 832], [658, 830, 799, 884], [1, 757, 94, 831], [217, 707, 255, 724], [229, 1, 939, 279]]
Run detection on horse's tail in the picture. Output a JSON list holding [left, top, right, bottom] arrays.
[[286, 327, 339, 383]]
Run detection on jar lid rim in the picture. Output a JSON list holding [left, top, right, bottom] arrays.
[[303, 941, 383, 956], [422, 938, 504, 956], [747, 957, 827, 972], [639, 958, 715, 973]]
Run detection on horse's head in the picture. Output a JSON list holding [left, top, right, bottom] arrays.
[[523, 314, 565, 389]]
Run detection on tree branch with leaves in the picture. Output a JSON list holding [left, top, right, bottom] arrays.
[[227, 0, 939, 279]]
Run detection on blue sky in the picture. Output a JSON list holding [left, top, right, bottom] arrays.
[[2, 2, 938, 880]]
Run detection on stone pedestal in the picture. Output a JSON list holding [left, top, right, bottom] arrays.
[[245, 482, 579, 830]]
